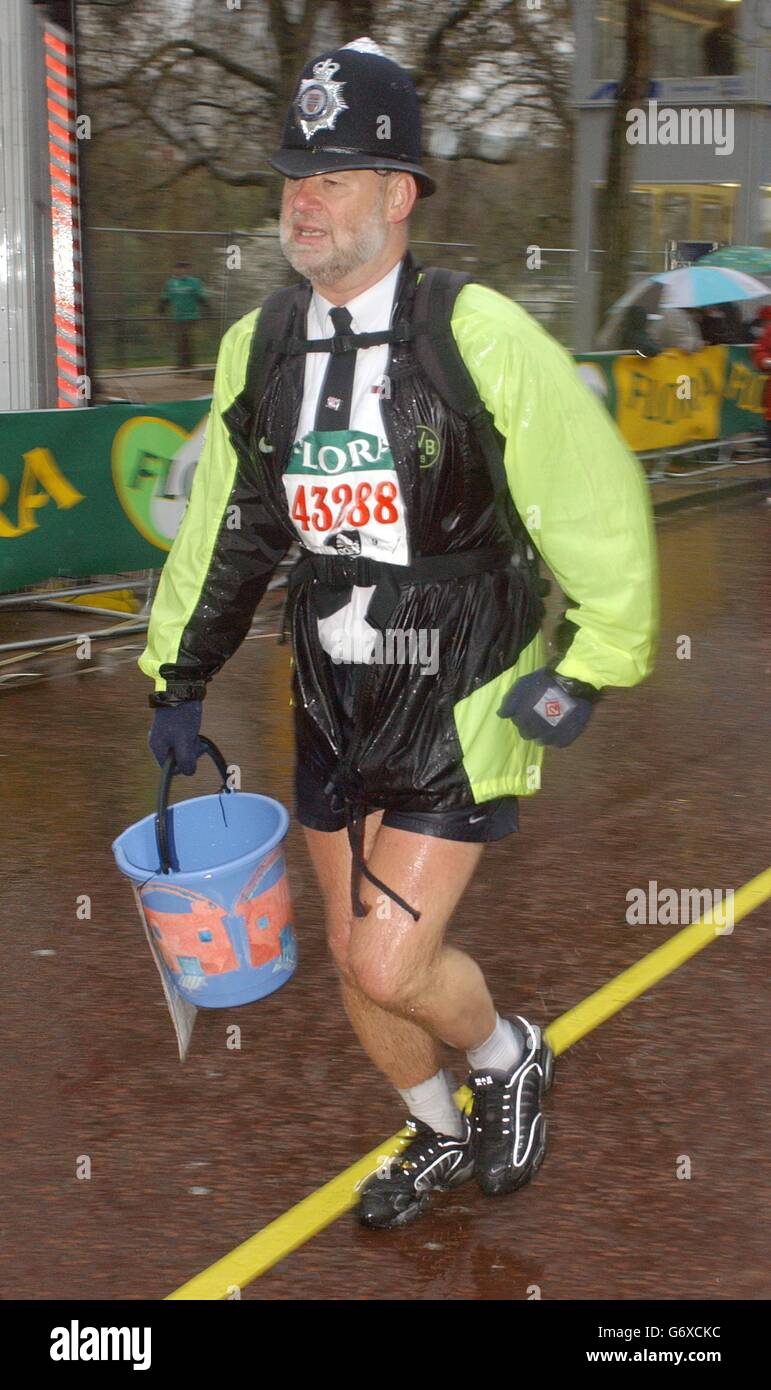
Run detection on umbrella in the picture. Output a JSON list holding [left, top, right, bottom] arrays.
[[697, 246, 771, 275], [611, 266, 770, 314], [596, 266, 771, 347]]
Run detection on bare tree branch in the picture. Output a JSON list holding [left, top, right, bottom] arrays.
[[414, 0, 485, 94], [147, 156, 275, 193], [88, 40, 280, 97]]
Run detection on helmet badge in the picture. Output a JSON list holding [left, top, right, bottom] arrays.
[[294, 59, 348, 140]]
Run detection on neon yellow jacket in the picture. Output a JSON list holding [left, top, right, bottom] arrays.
[[139, 274, 659, 801]]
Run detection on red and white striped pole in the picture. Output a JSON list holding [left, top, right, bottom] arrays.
[[43, 21, 86, 408]]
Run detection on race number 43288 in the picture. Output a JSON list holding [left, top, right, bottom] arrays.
[[290, 480, 400, 535]]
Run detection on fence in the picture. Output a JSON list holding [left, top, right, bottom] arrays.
[[86, 229, 671, 384]]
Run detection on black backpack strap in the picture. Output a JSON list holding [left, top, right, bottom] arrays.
[[412, 268, 546, 594], [412, 270, 472, 398], [242, 280, 310, 407], [412, 267, 513, 507]]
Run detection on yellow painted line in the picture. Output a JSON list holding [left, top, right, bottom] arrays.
[[545, 866, 771, 1056], [166, 865, 771, 1300], [166, 1129, 415, 1300]]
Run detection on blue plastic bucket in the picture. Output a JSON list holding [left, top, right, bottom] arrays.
[[112, 739, 297, 1008]]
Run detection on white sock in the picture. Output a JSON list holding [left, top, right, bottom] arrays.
[[397, 1069, 464, 1139], [466, 1014, 524, 1074]]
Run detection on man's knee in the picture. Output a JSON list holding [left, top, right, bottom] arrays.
[[346, 930, 435, 1012], [326, 914, 407, 1006]]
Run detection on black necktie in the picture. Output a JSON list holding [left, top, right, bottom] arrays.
[[314, 305, 355, 431]]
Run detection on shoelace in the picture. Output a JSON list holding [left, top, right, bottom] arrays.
[[391, 1122, 466, 1174], [473, 1082, 515, 1137]]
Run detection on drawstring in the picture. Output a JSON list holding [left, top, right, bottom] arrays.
[[343, 795, 421, 922], [280, 580, 421, 922]]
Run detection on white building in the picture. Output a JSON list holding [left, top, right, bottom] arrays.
[[572, 0, 771, 348]]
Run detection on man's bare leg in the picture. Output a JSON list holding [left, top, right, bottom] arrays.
[[303, 814, 441, 1086], [303, 818, 496, 1089]]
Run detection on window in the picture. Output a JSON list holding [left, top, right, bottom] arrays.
[[593, 1, 743, 81], [592, 182, 737, 262], [631, 183, 736, 253], [699, 199, 724, 242], [662, 193, 691, 242]]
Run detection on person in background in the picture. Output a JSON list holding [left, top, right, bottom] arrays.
[[649, 307, 704, 354], [698, 301, 746, 346], [620, 305, 661, 357], [159, 260, 209, 371], [750, 304, 771, 466]]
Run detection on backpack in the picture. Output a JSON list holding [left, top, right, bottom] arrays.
[[240, 265, 547, 593]]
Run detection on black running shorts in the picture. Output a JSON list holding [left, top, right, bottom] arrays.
[[294, 656, 519, 842]]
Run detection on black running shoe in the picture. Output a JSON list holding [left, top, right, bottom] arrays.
[[357, 1115, 475, 1230], [468, 1015, 554, 1197]]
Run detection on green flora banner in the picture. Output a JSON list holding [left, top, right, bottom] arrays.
[[0, 345, 766, 592], [0, 399, 211, 591], [574, 344, 765, 452]]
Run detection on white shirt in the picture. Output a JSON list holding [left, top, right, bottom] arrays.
[[282, 259, 409, 663]]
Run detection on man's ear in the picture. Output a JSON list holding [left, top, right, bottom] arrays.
[[386, 172, 418, 225]]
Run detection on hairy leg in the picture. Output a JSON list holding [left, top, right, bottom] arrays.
[[303, 815, 442, 1085], [303, 818, 496, 1088]]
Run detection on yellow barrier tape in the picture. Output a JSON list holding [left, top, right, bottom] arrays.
[[167, 864, 771, 1300]]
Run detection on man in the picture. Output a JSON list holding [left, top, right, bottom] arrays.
[[140, 39, 658, 1230], [650, 306, 704, 355], [750, 303, 771, 465], [698, 302, 745, 347], [620, 305, 661, 357], [159, 260, 209, 371]]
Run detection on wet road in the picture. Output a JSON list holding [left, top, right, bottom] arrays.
[[1, 494, 769, 1301]]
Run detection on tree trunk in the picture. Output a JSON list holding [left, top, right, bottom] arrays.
[[598, 0, 651, 323]]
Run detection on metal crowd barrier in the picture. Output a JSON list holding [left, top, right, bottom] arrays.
[[0, 558, 296, 676]]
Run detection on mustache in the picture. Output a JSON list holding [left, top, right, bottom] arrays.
[[282, 217, 330, 232]]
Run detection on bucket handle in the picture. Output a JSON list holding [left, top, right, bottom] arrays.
[[156, 736, 233, 875]]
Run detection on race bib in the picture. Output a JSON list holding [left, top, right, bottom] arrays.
[[283, 428, 409, 563]]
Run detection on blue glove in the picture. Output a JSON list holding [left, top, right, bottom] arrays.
[[149, 700, 203, 775], [497, 666, 599, 748]]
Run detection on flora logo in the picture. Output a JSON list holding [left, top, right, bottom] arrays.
[[626, 100, 734, 157], [111, 415, 207, 550]]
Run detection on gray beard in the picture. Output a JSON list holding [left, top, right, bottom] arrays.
[[279, 202, 390, 286]]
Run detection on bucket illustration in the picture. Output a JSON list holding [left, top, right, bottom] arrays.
[[112, 738, 297, 1008]]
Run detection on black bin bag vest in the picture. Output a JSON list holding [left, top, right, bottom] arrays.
[[221, 250, 546, 920]]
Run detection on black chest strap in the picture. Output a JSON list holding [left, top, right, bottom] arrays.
[[284, 543, 514, 636]]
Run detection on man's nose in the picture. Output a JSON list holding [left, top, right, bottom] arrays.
[[287, 178, 323, 211]]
